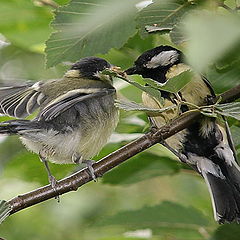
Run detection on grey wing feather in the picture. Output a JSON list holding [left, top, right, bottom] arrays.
[[38, 88, 115, 121], [0, 82, 47, 118]]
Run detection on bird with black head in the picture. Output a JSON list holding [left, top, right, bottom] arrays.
[[0, 57, 119, 188], [126, 46, 240, 223]]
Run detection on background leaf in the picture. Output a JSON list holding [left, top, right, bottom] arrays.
[[211, 224, 240, 240], [45, 0, 138, 67], [144, 69, 194, 93], [1, 0, 240, 239], [0, 0, 53, 52], [169, 22, 187, 45], [102, 152, 180, 185], [184, 11, 240, 72], [137, 0, 195, 38], [97, 201, 209, 239]]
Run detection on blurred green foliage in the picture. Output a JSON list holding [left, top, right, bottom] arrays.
[[0, 0, 239, 239]]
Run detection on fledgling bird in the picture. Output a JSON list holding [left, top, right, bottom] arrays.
[[126, 45, 240, 223], [0, 57, 119, 187]]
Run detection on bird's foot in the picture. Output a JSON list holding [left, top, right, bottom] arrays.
[[48, 175, 60, 202], [205, 95, 215, 105], [83, 159, 97, 182], [149, 125, 158, 134], [72, 153, 97, 181]]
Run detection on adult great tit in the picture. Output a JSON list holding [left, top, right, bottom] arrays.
[[0, 57, 119, 186], [126, 46, 240, 223]]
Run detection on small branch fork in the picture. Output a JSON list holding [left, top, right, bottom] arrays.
[[7, 84, 240, 215]]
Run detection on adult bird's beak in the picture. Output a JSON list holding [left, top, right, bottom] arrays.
[[125, 66, 138, 75]]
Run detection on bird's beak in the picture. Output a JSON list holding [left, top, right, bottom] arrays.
[[125, 66, 138, 75], [109, 65, 119, 71]]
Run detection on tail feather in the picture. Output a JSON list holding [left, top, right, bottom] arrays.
[[0, 120, 39, 135], [195, 156, 240, 223], [203, 171, 240, 223]]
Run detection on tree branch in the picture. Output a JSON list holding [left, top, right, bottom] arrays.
[[7, 84, 240, 215]]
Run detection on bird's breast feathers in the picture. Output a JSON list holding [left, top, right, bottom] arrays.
[[166, 63, 212, 106]]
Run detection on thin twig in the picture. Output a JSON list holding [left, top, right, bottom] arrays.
[[7, 84, 240, 215]]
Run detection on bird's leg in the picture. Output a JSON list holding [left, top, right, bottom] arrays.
[[39, 150, 59, 202], [148, 117, 158, 133], [72, 153, 97, 181], [160, 140, 187, 163], [39, 152, 58, 188]]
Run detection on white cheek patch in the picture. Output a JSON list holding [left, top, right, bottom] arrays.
[[145, 50, 179, 68]]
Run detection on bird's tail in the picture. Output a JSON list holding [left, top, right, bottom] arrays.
[[196, 151, 240, 223], [0, 120, 38, 135]]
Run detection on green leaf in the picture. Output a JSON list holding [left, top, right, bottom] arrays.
[[115, 100, 176, 114], [102, 153, 180, 185], [211, 224, 240, 240], [144, 70, 194, 93], [230, 125, 240, 147], [200, 111, 217, 118], [45, 0, 138, 67], [0, 200, 11, 224], [97, 201, 209, 239], [215, 102, 240, 120], [184, 11, 240, 72], [137, 0, 195, 38], [4, 150, 74, 185], [215, 44, 240, 70], [169, 22, 187, 45], [116, 74, 163, 103], [0, 0, 52, 52]]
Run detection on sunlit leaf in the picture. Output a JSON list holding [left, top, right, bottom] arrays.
[[184, 11, 240, 72], [144, 70, 194, 93], [46, 0, 138, 67], [116, 74, 163, 103], [0, 0, 52, 51], [137, 0, 195, 37]]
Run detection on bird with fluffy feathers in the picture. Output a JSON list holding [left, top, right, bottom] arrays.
[[126, 45, 240, 224]]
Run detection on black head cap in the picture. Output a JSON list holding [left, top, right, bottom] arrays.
[[70, 57, 111, 80], [125, 46, 183, 83]]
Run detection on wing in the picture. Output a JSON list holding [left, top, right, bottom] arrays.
[[38, 88, 115, 121], [0, 82, 47, 118]]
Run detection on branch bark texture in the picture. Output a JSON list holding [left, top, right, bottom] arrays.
[[7, 84, 240, 215]]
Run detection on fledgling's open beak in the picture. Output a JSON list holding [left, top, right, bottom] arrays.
[[125, 66, 138, 75]]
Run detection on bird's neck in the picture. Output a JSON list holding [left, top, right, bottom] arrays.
[[141, 67, 168, 83], [141, 63, 189, 83], [165, 63, 190, 79]]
